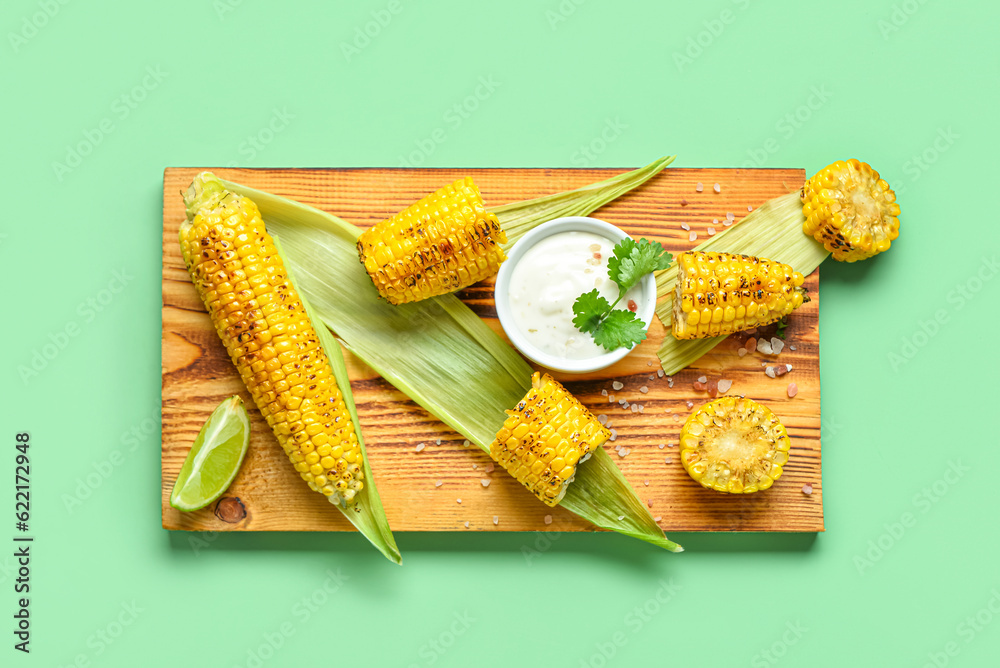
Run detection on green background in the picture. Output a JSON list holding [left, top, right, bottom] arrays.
[[2, 0, 998, 666]]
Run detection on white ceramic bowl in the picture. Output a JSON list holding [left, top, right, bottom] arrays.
[[494, 216, 656, 374]]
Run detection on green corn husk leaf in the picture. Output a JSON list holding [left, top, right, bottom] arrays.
[[655, 191, 830, 375], [277, 238, 401, 566], [219, 169, 680, 552], [492, 156, 675, 248]]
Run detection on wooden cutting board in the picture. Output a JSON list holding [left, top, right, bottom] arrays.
[[162, 166, 822, 534]]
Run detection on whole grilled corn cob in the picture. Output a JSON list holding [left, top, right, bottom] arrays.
[[357, 177, 507, 305], [180, 173, 365, 506], [671, 251, 805, 340], [801, 159, 900, 262], [489, 372, 610, 507], [680, 396, 790, 493]]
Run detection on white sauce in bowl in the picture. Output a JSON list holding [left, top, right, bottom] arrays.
[[507, 231, 643, 360]]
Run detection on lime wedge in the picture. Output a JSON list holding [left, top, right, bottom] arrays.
[[170, 395, 250, 512]]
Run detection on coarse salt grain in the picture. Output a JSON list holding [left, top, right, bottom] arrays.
[[464, 521, 470, 528], [723, 219, 733, 227], [612, 380, 624, 390], [618, 515, 625, 521], [718, 379, 732, 393], [615, 443, 622, 452], [802, 483, 812, 495], [457, 498, 462, 504], [657, 369, 664, 378], [493, 516, 499, 525], [654, 516, 662, 522], [771, 337, 784, 354], [685, 400, 693, 409], [462, 439, 470, 447], [640, 385, 649, 394], [726, 212, 735, 221], [601, 389, 608, 396], [415, 443, 425, 452], [738, 348, 748, 357], [695, 182, 704, 192], [681, 222, 690, 231], [665, 457, 672, 464], [697, 375, 707, 383], [435, 480, 443, 487], [637, 404, 644, 413], [544, 515, 553, 525], [765, 367, 776, 378], [486, 463, 494, 473], [713, 183, 721, 193], [647, 499, 654, 508], [435, 438, 442, 445], [708, 227, 716, 236], [647, 360, 653, 367], [472, 464, 478, 470], [644, 480, 650, 486], [609, 429, 618, 441], [789, 345, 796, 351], [658, 443, 665, 449], [689, 231, 698, 242], [757, 339, 773, 355], [609, 395, 616, 402], [649, 375, 655, 381], [786, 364, 793, 372], [481, 480, 490, 487], [747, 205, 753, 212], [597, 414, 608, 424], [787, 382, 799, 398], [618, 450, 627, 458]]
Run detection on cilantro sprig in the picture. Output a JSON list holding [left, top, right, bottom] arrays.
[[571, 238, 672, 351]]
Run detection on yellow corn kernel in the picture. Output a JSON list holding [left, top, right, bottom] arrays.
[[671, 251, 806, 340], [679, 396, 790, 494], [801, 158, 900, 262], [180, 172, 366, 507], [488, 373, 610, 507], [356, 177, 507, 305]]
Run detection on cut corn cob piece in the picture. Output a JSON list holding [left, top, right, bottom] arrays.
[[801, 158, 900, 262], [679, 396, 790, 494], [180, 174, 366, 506], [489, 372, 611, 507], [357, 177, 507, 305], [671, 251, 805, 340]]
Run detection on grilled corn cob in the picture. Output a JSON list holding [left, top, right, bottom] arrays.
[[357, 177, 507, 305], [180, 173, 365, 506], [801, 159, 900, 262], [671, 251, 805, 340], [680, 396, 790, 493], [489, 372, 610, 506]]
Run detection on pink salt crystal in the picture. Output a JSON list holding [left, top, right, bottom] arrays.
[[787, 382, 799, 398], [802, 483, 813, 495], [707, 378, 719, 397], [693, 381, 706, 391], [746, 337, 757, 353]]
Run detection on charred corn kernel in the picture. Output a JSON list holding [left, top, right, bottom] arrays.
[[489, 373, 610, 507], [180, 172, 365, 507], [356, 177, 507, 305], [801, 159, 900, 262], [671, 251, 806, 340], [679, 396, 790, 494]]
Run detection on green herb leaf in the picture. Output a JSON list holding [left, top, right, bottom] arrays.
[[591, 309, 648, 351], [572, 290, 611, 333], [608, 238, 673, 294]]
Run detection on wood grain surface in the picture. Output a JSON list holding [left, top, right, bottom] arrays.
[[162, 166, 822, 534]]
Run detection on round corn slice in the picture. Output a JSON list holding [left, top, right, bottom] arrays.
[[801, 158, 900, 262], [679, 396, 790, 494]]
